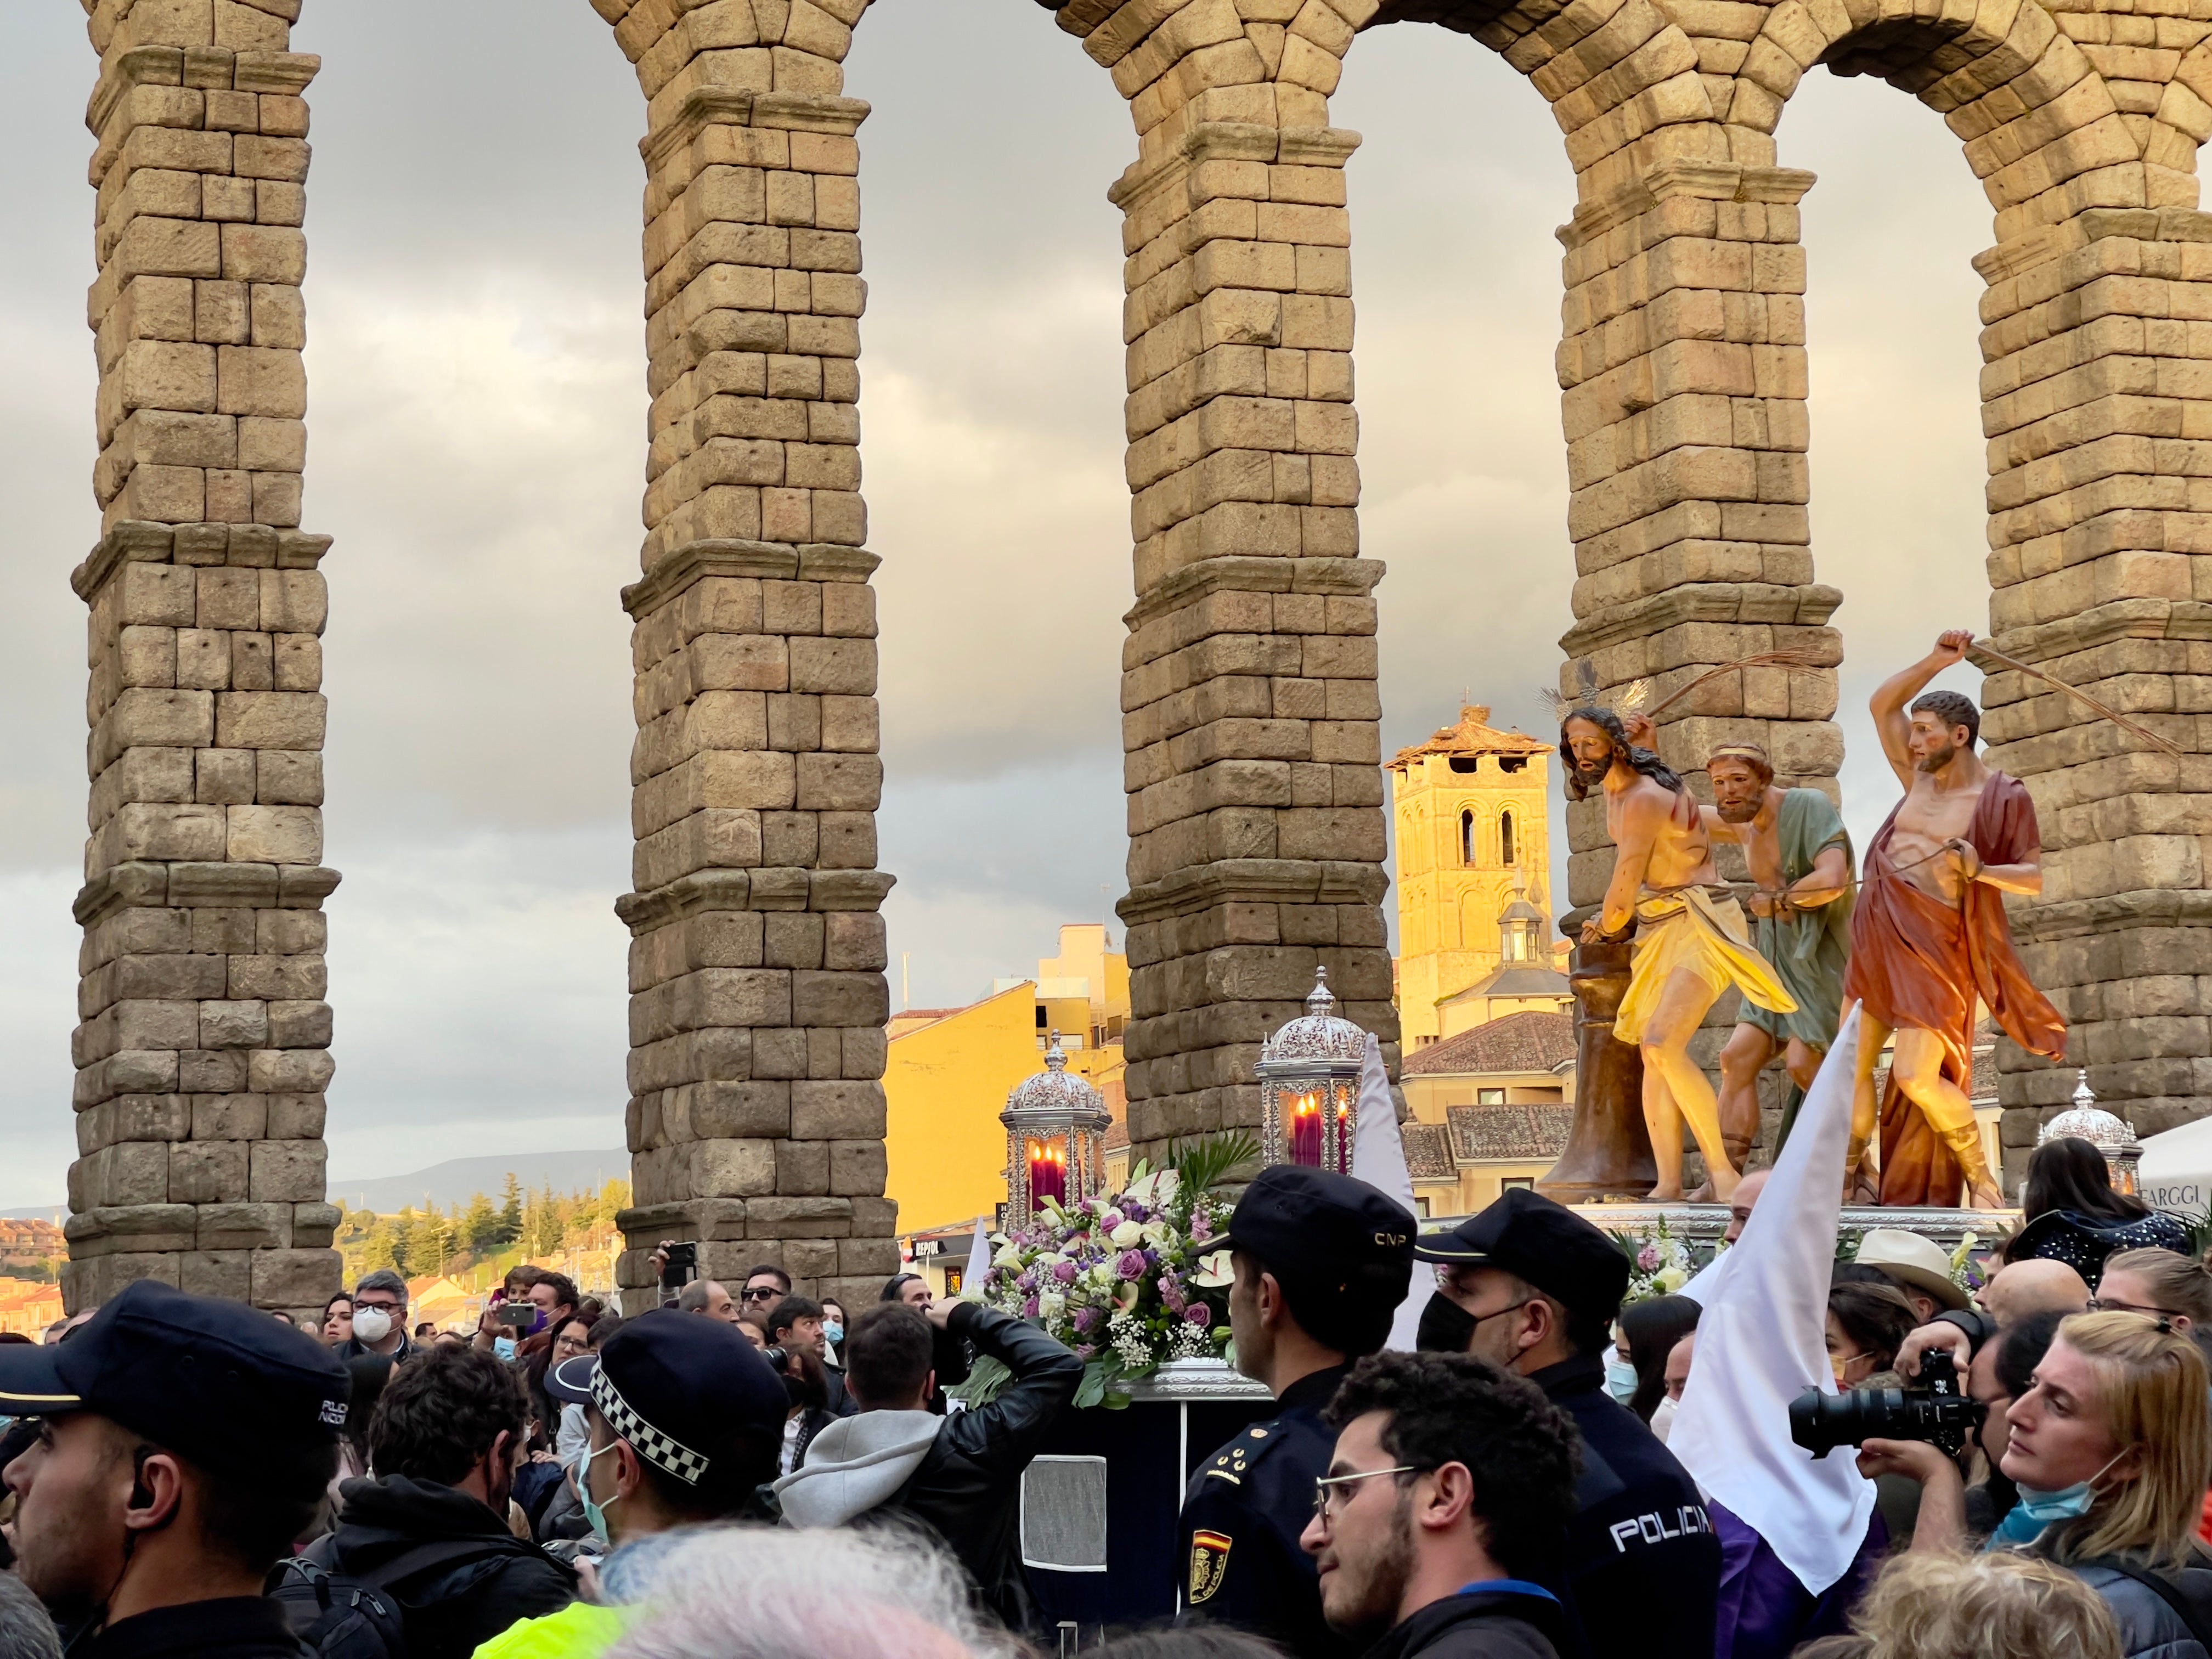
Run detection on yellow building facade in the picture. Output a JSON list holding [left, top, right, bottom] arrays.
[[885, 928, 1131, 1238], [1389, 707, 1561, 1049]]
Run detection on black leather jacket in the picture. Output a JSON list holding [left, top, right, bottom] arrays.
[[884, 1301, 1082, 1630]]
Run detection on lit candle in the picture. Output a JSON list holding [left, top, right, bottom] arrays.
[[1028, 1138, 1067, 1205], [1289, 1093, 1322, 1166]]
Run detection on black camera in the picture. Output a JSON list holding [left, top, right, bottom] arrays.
[[1788, 1347, 1986, 1459], [659, 1240, 698, 1293]]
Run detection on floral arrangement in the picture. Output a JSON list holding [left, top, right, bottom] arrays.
[[1948, 1231, 1989, 1297], [1606, 1215, 1697, 1302], [960, 1135, 1255, 1410]]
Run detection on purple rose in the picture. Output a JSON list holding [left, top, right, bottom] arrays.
[[1022, 1295, 1040, 1319], [1183, 1303, 1212, 1327], [1116, 1249, 1148, 1280], [1637, 1244, 1660, 1271], [1074, 1344, 1097, 1360], [1052, 1260, 1077, 1284], [1074, 1307, 1101, 1333]]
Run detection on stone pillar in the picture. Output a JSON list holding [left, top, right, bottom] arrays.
[[1554, 162, 1844, 911], [593, 0, 898, 1312], [65, 0, 339, 1316], [1974, 210, 2212, 1185], [1108, 116, 1397, 1165]]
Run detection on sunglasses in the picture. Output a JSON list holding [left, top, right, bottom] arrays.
[[742, 1286, 782, 1302]]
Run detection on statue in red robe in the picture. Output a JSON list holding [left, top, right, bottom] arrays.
[[1841, 634, 2067, 1208]]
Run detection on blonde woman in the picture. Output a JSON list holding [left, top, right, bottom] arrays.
[[1998, 1311, 2212, 1657], [1797, 1550, 2122, 1659], [2092, 1249, 2212, 1336]]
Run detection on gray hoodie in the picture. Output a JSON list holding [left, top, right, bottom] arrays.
[[772, 1408, 941, 1527]]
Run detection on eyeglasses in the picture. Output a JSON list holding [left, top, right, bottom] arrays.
[[1311, 1464, 1424, 1523], [2089, 1296, 2176, 1319], [554, 1334, 590, 1354]]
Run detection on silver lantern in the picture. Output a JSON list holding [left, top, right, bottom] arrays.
[[1257, 968, 1368, 1172], [1001, 1034, 1113, 1221]]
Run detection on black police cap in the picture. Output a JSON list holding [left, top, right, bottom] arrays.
[[0, 1280, 348, 1479], [1414, 1187, 1631, 1323], [1217, 1166, 1415, 1300], [549, 1307, 786, 1492]]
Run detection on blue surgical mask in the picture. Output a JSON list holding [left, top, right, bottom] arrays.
[[579, 1441, 621, 1545], [1988, 1450, 2130, 1549], [1605, 1353, 1640, 1404], [823, 1322, 844, 1345], [493, 1336, 517, 1363]]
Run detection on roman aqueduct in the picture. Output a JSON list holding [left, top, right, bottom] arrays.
[[59, 0, 2210, 1308]]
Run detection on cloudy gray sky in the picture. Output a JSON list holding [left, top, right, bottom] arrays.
[[0, 4, 1991, 1203]]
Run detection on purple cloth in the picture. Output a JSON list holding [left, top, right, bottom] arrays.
[[1710, 1499, 1886, 1659]]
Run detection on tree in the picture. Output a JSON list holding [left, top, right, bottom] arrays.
[[526, 1182, 561, 1257], [461, 1191, 500, 1256], [496, 1174, 523, 1248]]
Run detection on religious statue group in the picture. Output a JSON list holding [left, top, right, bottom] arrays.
[[1558, 629, 2069, 1212]]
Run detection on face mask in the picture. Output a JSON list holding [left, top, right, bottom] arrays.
[[823, 1322, 844, 1345], [352, 1307, 393, 1345], [1650, 1396, 1679, 1444], [1416, 1291, 1480, 1354], [2017, 1449, 2132, 1523], [1605, 1353, 1640, 1404], [493, 1336, 517, 1363], [579, 1442, 621, 1545]]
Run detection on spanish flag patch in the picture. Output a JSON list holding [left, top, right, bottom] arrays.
[[1188, 1530, 1233, 1604]]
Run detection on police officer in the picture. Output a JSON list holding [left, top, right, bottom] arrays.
[[1177, 1166, 1415, 1659], [1414, 1188, 1719, 1659], [0, 1279, 351, 1657]]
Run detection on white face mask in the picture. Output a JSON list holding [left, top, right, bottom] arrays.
[[1651, 1395, 1679, 1443], [352, 1307, 393, 1345]]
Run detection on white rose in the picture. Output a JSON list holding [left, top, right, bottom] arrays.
[[1140, 1221, 1170, 1248], [1110, 1220, 1144, 1248], [1655, 1265, 1688, 1293], [1039, 1292, 1066, 1319], [1088, 1263, 1114, 1289]]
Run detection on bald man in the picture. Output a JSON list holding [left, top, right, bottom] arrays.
[[1722, 1169, 1771, 1245], [1979, 1259, 2089, 1324], [1898, 1257, 2089, 1379]]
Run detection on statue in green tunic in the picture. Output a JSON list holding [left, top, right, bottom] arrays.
[[1708, 747, 1854, 1173]]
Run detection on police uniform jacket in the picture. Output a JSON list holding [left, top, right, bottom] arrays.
[[1177, 1361, 1358, 1659], [1530, 1354, 1718, 1659]]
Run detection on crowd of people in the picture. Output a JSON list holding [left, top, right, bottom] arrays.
[[0, 1133, 2203, 1659]]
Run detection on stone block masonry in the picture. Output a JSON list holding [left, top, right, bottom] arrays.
[[593, 0, 899, 1312], [65, 0, 338, 1317], [61, 0, 2212, 1310]]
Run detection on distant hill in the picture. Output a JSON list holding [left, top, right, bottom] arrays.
[[331, 1150, 629, 1215], [0, 1149, 632, 1222]]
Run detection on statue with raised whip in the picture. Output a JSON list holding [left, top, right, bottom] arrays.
[[1560, 703, 1797, 1201], [1842, 630, 2066, 1210], [1622, 714, 1854, 1180]]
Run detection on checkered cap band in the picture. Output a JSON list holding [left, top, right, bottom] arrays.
[[591, 1365, 709, 1486]]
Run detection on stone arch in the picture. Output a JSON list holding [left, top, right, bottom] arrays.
[[57, 0, 2206, 1308]]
